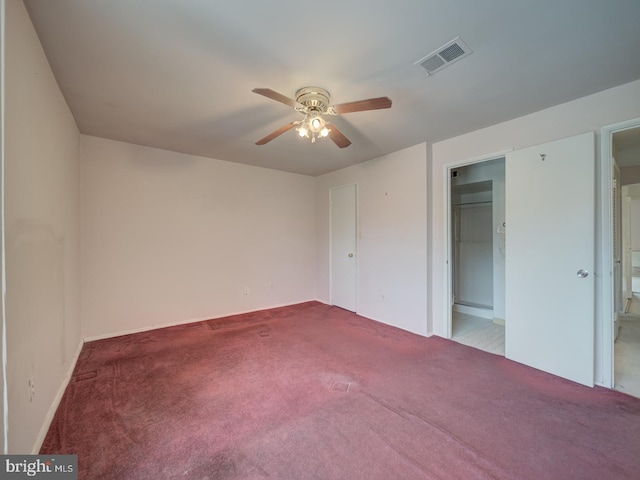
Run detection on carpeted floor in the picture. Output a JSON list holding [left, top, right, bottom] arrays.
[[41, 302, 640, 479]]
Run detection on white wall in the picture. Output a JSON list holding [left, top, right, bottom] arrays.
[[430, 78, 640, 384], [4, 0, 81, 453], [81, 136, 316, 338], [315, 143, 428, 336]]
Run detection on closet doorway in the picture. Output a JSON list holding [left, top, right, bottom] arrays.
[[448, 157, 505, 355], [445, 133, 594, 385]]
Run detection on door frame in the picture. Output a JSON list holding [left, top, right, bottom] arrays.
[[444, 150, 511, 339], [601, 117, 640, 388]]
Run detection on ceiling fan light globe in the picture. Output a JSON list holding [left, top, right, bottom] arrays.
[[320, 127, 329, 137], [297, 126, 308, 137], [308, 115, 326, 133]]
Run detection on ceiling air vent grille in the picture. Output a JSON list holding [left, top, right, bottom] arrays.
[[415, 37, 472, 76]]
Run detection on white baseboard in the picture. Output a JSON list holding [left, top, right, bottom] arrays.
[[82, 299, 320, 343], [31, 339, 84, 454], [453, 303, 493, 320], [83, 315, 218, 343]]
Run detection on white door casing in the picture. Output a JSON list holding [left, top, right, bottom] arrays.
[[330, 184, 357, 312], [505, 132, 595, 386]]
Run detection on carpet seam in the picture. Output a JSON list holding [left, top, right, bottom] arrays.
[[362, 392, 514, 480]]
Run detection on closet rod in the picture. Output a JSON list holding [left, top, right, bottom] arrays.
[[452, 200, 493, 206]]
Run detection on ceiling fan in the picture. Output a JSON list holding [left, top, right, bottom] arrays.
[[252, 86, 392, 148]]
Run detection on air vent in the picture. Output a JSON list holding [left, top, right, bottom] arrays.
[[415, 37, 473, 76]]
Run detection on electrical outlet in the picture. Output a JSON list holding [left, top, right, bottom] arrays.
[[28, 379, 35, 402], [243, 287, 249, 295]]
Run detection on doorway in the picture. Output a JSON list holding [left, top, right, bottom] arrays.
[[448, 157, 505, 355], [610, 125, 640, 397]]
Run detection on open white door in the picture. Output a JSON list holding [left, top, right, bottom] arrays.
[[505, 132, 595, 386], [331, 184, 357, 311]]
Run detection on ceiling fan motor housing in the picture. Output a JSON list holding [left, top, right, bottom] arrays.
[[295, 86, 330, 113]]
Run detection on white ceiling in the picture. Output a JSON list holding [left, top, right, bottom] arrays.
[[24, 0, 640, 176]]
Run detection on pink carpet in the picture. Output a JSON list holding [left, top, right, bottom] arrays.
[[41, 302, 640, 479]]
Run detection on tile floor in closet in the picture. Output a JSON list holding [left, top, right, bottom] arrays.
[[451, 311, 505, 356]]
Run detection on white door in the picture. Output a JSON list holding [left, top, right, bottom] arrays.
[[505, 132, 595, 386], [331, 184, 357, 311]]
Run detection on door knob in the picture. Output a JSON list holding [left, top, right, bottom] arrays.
[[348, 253, 354, 258], [577, 269, 589, 278]]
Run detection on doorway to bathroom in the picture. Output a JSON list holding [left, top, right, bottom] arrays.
[[449, 157, 505, 355]]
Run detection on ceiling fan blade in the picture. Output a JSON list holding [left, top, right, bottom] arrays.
[[252, 88, 297, 108], [332, 96, 392, 114], [328, 125, 352, 148], [255, 122, 297, 145]]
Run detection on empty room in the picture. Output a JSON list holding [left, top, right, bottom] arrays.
[[3, 0, 640, 478]]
